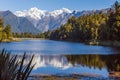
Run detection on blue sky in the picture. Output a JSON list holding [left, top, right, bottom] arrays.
[[0, 0, 119, 12]]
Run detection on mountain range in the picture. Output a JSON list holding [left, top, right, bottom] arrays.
[[0, 7, 108, 34]]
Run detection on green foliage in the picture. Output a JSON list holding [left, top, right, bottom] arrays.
[[0, 49, 35, 80], [4, 24, 12, 38], [0, 16, 4, 29], [13, 31, 51, 39], [50, 12, 108, 42], [50, 1, 120, 42], [0, 17, 12, 41], [2, 32, 7, 40], [107, 1, 120, 40]]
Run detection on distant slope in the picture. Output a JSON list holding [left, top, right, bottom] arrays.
[[0, 10, 40, 34], [15, 7, 73, 32]]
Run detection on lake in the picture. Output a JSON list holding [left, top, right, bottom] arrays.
[[0, 39, 120, 54], [0, 39, 120, 79]]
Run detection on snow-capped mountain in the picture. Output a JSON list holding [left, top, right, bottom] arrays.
[[0, 7, 108, 33], [15, 7, 72, 20], [15, 7, 47, 27], [15, 7, 73, 32], [0, 10, 40, 33]]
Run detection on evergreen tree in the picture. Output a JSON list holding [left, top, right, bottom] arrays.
[[0, 17, 12, 41], [4, 24, 12, 38], [107, 1, 120, 40], [0, 16, 4, 29], [0, 17, 4, 40]]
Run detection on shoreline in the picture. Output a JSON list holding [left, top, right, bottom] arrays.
[[109, 72, 120, 77], [50, 39, 120, 47], [0, 38, 22, 42], [0, 38, 45, 42], [29, 73, 120, 79], [1, 38, 120, 47], [14, 38, 45, 40], [88, 41, 120, 47]]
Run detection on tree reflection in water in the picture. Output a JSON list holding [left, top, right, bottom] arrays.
[[66, 54, 120, 72], [16, 53, 120, 77]]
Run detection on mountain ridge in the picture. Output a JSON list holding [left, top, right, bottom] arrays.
[[0, 7, 109, 33], [0, 10, 40, 34]]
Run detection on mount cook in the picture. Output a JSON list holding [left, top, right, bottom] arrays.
[[0, 7, 107, 33]]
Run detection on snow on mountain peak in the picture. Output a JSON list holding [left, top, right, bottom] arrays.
[[50, 8, 72, 17], [61, 8, 72, 13], [15, 7, 47, 20], [29, 7, 39, 11], [14, 7, 72, 30], [15, 7, 72, 19]]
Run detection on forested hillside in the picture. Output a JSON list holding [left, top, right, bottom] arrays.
[[50, 1, 120, 43]]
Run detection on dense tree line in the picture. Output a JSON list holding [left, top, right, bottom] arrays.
[[50, 1, 120, 42], [12, 31, 51, 39], [0, 17, 12, 41]]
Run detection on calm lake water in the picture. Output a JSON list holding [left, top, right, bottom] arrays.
[[0, 39, 120, 54], [0, 39, 120, 79]]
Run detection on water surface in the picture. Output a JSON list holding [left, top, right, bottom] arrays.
[[0, 39, 120, 79], [0, 39, 120, 54]]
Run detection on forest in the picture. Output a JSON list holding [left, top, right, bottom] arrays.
[[49, 1, 120, 44]]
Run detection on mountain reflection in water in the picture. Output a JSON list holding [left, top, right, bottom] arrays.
[[17, 54, 120, 77]]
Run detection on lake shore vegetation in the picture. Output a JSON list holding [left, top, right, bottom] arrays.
[[0, 17, 13, 42], [0, 49, 35, 80], [48, 1, 120, 47]]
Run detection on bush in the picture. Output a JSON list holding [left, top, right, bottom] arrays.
[[0, 49, 35, 80]]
